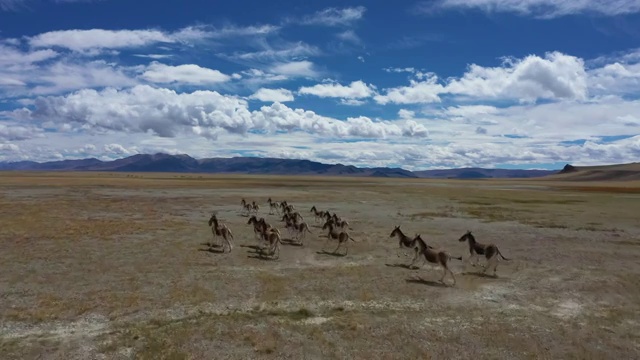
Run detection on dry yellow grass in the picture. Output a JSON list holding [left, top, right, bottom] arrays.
[[1, 171, 639, 359]]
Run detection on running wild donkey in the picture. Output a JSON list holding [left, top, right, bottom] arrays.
[[413, 234, 462, 286], [207, 214, 234, 253], [322, 222, 356, 255], [389, 225, 433, 268], [458, 230, 510, 276], [257, 222, 282, 259]]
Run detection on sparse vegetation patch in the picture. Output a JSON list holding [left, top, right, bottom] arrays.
[[1, 172, 639, 358]]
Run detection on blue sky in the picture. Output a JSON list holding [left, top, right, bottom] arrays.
[[1, 0, 639, 170]]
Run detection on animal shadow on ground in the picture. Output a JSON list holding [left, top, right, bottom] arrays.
[[405, 277, 449, 288], [247, 250, 279, 261], [281, 238, 303, 247], [240, 245, 278, 261], [240, 244, 263, 254], [385, 263, 416, 270], [461, 271, 500, 279], [316, 250, 346, 257], [198, 244, 226, 254], [247, 254, 276, 261]]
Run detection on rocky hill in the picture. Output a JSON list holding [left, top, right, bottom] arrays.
[[545, 163, 640, 181]]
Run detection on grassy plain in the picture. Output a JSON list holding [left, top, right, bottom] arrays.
[[1, 171, 639, 359]]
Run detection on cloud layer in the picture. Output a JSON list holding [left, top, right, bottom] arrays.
[[421, 0, 640, 18], [1, 3, 639, 170], [16, 85, 427, 140]]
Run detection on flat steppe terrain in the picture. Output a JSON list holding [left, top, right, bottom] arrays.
[[1, 172, 639, 359]]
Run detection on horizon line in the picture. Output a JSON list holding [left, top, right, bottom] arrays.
[[0, 152, 575, 172]]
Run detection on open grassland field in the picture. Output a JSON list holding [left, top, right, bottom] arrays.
[[1, 172, 640, 359]]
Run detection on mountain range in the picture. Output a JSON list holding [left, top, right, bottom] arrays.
[[0, 153, 563, 179]]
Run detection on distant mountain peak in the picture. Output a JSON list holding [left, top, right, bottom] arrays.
[[559, 164, 578, 174]]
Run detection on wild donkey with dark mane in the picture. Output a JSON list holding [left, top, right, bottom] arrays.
[[257, 221, 282, 259], [458, 230, 510, 276], [250, 201, 260, 215], [413, 234, 461, 286], [247, 215, 273, 243], [323, 217, 350, 230], [389, 225, 433, 268], [322, 222, 357, 255], [310, 206, 325, 223], [281, 202, 295, 215], [291, 221, 313, 245], [207, 213, 234, 253], [267, 197, 281, 215]]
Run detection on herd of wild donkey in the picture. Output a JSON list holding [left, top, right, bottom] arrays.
[[206, 197, 511, 286]]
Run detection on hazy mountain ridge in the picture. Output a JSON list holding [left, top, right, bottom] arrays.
[[413, 167, 558, 179], [0, 153, 564, 179]]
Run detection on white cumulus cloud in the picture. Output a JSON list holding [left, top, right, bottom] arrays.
[[0, 44, 59, 67], [248, 88, 294, 102], [29, 29, 175, 52], [269, 60, 319, 78], [445, 52, 588, 102], [26, 24, 278, 53], [374, 74, 443, 104], [103, 143, 132, 155], [140, 62, 231, 85], [299, 80, 375, 99], [398, 109, 415, 119], [14, 85, 427, 140], [588, 62, 640, 96], [375, 52, 589, 104]]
